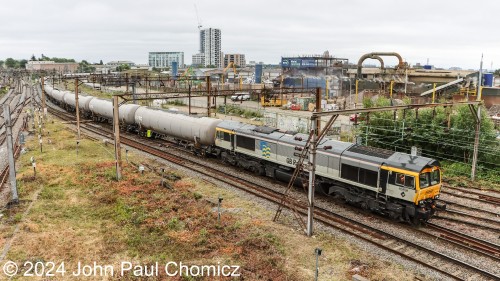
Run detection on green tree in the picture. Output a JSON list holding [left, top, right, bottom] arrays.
[[30, 54, 36, 61], [116, 64, 131, 72], [19, 59, 28, 69], [0, 60, 4, 68], [5, 58, 17, 68], [494, 69, 500, 75], [359, 97, 499, 178], [78, 60, 95, 73]]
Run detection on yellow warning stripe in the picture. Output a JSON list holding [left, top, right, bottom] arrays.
[[216, 128, 234, 134]]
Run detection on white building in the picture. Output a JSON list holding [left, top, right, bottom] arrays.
[[106, 61, 136, 68], [192, 53, 205, 66], [148, 52, 184, 69], [199, 28, 222, 68]]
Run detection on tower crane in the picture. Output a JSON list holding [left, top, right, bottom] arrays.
[[194, 4, 202, 31]]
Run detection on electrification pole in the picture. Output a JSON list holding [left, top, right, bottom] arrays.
[[471, 54, 483, 181], [207, 76, 211, 117], [307, 117, 317, 237], [74, 78, 81, 139], [41, 76, 47, 117], [113, 96, 122, 180], [306, 88, 322, 236]]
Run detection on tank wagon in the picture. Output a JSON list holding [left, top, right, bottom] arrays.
[[43, 84, 445, 223], [43, 85, 66, 106], [134, 107, 222, 146]]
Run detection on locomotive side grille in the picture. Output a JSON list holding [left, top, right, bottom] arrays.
[[347, 145, 394, 159]]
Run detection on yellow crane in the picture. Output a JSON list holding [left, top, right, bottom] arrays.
[[221, 61, 242, 90], [221, 62, 238, 84]]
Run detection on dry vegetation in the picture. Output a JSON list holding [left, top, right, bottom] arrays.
[[0, 116, 418, 280]]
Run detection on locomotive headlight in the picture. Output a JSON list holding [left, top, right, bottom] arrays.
[[434, 195, 440, 199], [418, 200, 424, 206]]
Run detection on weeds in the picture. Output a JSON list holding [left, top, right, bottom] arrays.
[[217, 104, 263, 119]]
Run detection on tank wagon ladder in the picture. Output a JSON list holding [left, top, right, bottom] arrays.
[[272, 130, 314, 230]]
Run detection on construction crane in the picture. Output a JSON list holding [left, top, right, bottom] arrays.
[[194, 4, 202, 31], [221, 62, 238, 85]]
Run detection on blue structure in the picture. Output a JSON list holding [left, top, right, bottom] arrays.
[[171, 61, 178, 77], [281, 56, 348, 71], [283, 77, 326, 89], [483, 73, 494, 87], [255, 64, 263, 84]]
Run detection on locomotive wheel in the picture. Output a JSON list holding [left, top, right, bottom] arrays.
[[409, 216, 423, 227]]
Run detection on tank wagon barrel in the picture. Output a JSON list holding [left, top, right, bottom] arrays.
[[134, 107, 222, 146], [44, 85, 67, 104], [88, 98, 113, 120]]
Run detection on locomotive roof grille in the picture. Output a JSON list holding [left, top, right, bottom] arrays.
[[347, 144, 394, 159], [253, 126, 277, 134]]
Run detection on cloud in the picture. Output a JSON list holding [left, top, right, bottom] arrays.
[[0, 0, 498, 69]]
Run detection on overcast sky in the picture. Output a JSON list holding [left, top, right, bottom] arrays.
[[1, 0, 498, 70]]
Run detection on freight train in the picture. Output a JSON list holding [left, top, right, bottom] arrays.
[[43, 84, 445, 224]]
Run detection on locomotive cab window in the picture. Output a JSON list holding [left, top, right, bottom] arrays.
[[419, 173, 429, 188], [216, 131, 224, 140], [394, 173, 414, 189], [419, 169, 440, 188], [430, 169, 440, 185]]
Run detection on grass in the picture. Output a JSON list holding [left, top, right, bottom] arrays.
[[0, 113, 419, 280], [217, 104, 263, 119], [0, 86, 8, 97], [63, 81, 120, 99], [442, 161, 500, 190]]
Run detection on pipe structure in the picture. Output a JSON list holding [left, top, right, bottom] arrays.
[[372, 55, 385, 70], [357, 52, 404, 78]]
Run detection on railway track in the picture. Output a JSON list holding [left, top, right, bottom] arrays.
[[432, 210, 500, 233], [0, 82, 31, 193], [0, 117, 28, 194], [41, 100, 500, 280], [0, 85, 30, 146], [439, 199, 499, 217], [443, 185, 500, 206], [425, 223, 500, 259]]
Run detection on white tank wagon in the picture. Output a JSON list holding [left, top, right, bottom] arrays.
[[44, 85, 67, 104], [88, 99, 141, 125], [62, 92, 95, 112], [62, 90, 77, 108], [134, 107, 222, 145], [119, 104, 141, 124], [88, 98, 113, 120], [78, 95, 94, 112]]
